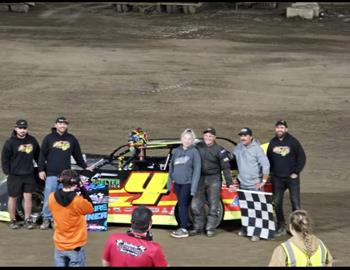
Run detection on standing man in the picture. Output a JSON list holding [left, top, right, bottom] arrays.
[[102, 206, 169, 267], [233, 127, 270, 242], [49, 169, 94, 267], [1, 119, 40, 229], [38, 116, 92, 230], [190, 127, 234, 237], [267, 120, 306, 237]]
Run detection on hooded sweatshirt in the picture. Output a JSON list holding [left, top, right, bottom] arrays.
[[1, 131, 40, 176], [269, 235, 333, 266], [233, 139, 270, 189], [38, 128, 87, 176], [49, 188, 93, 251], [167, 145, 201, 196]]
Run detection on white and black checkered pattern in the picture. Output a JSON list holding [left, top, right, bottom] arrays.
[[237, 189, 275, 239]]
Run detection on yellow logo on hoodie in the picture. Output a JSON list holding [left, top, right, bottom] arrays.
[[273, 146, 290, 157], [53, 141, 71, 151], [18, 144, 33, 154]]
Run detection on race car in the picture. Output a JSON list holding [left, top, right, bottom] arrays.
[[0, 128, 272, 228]]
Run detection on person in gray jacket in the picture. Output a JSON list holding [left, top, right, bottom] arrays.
[[167, 128, 201, 238], [233, 127, 270, 241]]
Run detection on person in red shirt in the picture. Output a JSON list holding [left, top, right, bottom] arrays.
[[102, 206, 169, 267]]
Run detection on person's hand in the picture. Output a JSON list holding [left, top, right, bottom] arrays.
[[256, 182, 266, 191], [228, 184, 237, 192], [39, 171, 46, 181], [290, 173, 298, 179]]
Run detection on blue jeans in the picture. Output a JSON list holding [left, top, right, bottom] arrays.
[[175, 183, 192, 230], [42, 176, 61, 220], [54, 247, 86, 267]]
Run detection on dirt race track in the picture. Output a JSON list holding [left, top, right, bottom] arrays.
[[0, 2, 349, 266]]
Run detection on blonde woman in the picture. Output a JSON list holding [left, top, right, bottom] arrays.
[[167, 129, 201, 238], [269, 210, 333, 267]]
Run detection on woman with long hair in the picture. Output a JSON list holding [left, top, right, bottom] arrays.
[[269, 210, 333, 266], [167, 128, 201, 238]]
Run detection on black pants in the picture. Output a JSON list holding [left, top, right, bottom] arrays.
[[271, 175, 301, 228], [191, 175, 221, 232]]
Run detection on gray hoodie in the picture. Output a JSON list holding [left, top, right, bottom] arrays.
[[167, 145, 201, 196], [233, 139, 270, 190]]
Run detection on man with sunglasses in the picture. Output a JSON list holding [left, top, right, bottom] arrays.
[[1, 119, 40, 229]]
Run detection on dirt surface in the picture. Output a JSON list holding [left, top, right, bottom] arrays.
[[0, 2, 349, 266]]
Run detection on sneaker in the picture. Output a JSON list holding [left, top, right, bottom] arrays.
[[274, 226, 287, 237], [40, 219, 50, 230], [238, 230, 246, 237], [24, 218, 35, 230], [251, 235, 260, 242], [170, 228, 189, 238], [206, 230, 215, 237], [189, 229, 204, 236], [9, 219, 20, 229]]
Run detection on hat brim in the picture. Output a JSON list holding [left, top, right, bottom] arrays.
[[16, 125, 28, 128], [56, 120, 69, 124]]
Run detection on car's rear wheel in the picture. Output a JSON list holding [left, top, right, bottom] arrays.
[[175, 200, 224, 229]]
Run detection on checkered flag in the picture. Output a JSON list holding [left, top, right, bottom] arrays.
[[237, 189, 275, 239]]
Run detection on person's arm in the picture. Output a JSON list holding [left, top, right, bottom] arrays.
[[268, 245, 287, 267], [218, 148, 233, 187], [72, 137, 88, 169], [33, 137, 40, 164], [293, 139, 306, 175], [1, 140, 11, 175], [75, 195, 94, 215], [190, 149, 201, 196], [38, 136, 49, 172], [167, 151, 175, 192], [101, 259, 110, 267], [326, 248, 333, 267], [256, 146, 270, 188]]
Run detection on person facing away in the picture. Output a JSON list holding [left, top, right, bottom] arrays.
[[38, 116, 93, 230], [267, 120, 306, 237], [49, 169, 94, 267], [269, 210, 333, 267], [233, 127, 270, 242], [102, 206, 169, 267], [1, 119, 40, 229], [167, 128, 201, 238]]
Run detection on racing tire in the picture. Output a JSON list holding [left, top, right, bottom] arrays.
[[175, 200, 224, 229]]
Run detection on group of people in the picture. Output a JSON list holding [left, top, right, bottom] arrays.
[[167, 120, 306, 242], [1, 117, 333, 266]]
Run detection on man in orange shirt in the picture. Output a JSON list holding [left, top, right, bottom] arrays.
[[49, 169, 93, 267]]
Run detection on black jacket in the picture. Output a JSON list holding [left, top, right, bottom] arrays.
[[38, 128, 87, 176], [267, 133, 306, 178], [1, 131, 40, 176], [196, 141, 233, 186]]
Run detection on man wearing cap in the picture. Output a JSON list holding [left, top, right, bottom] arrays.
[[1, 119, 40, 229], [101, 206, 169, 267], [233, 127, 270, 241], [190, 127, 234, 237], [267, 120, 306, 237], [38, 117, 93, 230]]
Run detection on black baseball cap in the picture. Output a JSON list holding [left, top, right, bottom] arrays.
[[238, 127, 253, 136], [203, 127, 216, 135], [131, 206, 153, 232], [15, 119, 28, 129], [275, 120, 288, 128], [55, 116, 69, 124]]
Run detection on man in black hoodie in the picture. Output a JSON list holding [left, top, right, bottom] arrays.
[[1, 119, 40, 229], [267, 120, 306, 237], [38, 117, 93, 230]]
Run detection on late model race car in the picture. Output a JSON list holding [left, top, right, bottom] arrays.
[[0, 129, 272, 228]]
